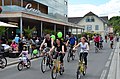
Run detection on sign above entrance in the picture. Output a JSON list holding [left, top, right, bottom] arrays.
[[25, 3, 41, 14]]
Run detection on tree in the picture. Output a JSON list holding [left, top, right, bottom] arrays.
[[109, 16, 120, 33], [0, 27, 5, 35], [24, 26, 36, 38]]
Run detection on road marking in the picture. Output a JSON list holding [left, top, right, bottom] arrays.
[[100, 69, 107, 79], [105, 61, 110, 67], [108, 52, 113, 60]]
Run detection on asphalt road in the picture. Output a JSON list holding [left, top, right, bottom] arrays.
[[0, 42, 114, 79]]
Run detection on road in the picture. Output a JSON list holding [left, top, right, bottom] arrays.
[[0, 42, 114, 79]]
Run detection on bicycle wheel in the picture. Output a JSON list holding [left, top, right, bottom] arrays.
[[51, 67, 57, 79], [82, 65, 86, 76], [59, 66, 63, 75], [72, 52, 75, 60], [48, 57, 52, 69], [95, 47, 98, 53], [17, 62, 23, 71], [77, 66, 81, 79], [67, 49, 71, 62], [26, 59, 31, 69], [41, 57, 47, 73], [0, 57, 7, 69]]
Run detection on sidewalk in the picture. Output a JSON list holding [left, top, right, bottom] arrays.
[[107, 41, 120, 79]]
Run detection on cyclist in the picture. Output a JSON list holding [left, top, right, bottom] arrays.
[[105, 35, 108, 43], [74, 37, 89, 68], [99, 35, 103, 48], [109, 34, 114, 49], [19, 46, 28, 65], [66, 34, 77, 55], [50, 38, 66, 71], [40, 34, 54, 56], [94, 34, 100, 49]]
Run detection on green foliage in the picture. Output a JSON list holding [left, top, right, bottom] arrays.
[[109, 16, 120, 33], [43, 29, 57, 35], [24, 26, 36, 38], [0, 27, 5, 35]]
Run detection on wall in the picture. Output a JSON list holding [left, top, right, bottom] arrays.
[[78, 16, 105, 37]]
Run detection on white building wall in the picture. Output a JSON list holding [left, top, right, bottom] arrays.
[[78, 16, 106, 37]]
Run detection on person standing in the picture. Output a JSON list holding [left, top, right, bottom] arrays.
[[14, 35, 20, 44]]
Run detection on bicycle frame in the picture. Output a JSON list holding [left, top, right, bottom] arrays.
[[53, 55, 61, 72], [79, 54, 85, 72]]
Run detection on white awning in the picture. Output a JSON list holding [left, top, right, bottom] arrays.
[[0, 21, 18, 27]]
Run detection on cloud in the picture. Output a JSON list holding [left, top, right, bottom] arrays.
[[68, 0, 120, 19]]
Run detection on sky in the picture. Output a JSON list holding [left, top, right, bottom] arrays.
[[68, 0, 120, 19]]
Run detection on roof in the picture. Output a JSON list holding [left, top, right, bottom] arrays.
[[68, 11, 108, 24], [68, 17, 83, 24]]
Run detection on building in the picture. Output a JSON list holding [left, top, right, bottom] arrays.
[[0, 0, 84, 38], [69, 12, 108, 37]]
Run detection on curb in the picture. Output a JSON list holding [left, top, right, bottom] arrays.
[[107, 42, 120, 79], [116, 42, 120, 79], [7, 56, 42, 67]]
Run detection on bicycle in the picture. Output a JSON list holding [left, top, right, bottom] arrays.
[[41, 51, 53, 73], [67, 45, 75, 62], [0, 55, 7, 69], [110, 40, 113, 49], [95, 46, 99, 53], [51, 52, 64, 79], [17, 55, 31, 71], [77, 52, 86, 79], [99, 42, 103, 49]]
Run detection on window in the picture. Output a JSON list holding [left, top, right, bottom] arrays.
[[86, 17, 90, 22], [64, 14, 67, 17], [4, 0, 11, 5], [86, 16, 95, 22], [86, 25, 92, 31], [91, 17, 95, 22], [12, 0, 21, 6], [64, 1, 67, 5], [39, 3, 48, 14], [0, 0, 2, 6], [95, 25, 99, 30]]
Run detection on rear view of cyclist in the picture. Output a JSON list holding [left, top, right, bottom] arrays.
[[109, 34, 114, 49], [74, 37, 89, 68], [99, 35, 103, 48], [94, 34, 100, 49], [66, 34, 77, 54]]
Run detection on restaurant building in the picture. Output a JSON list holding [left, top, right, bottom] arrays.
[[0, 0, 84, 38]]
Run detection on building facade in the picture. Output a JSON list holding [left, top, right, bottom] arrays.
[[69, 12, 108, 37], [0, 0, 83, 38], [0, 0, 68, 22]]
